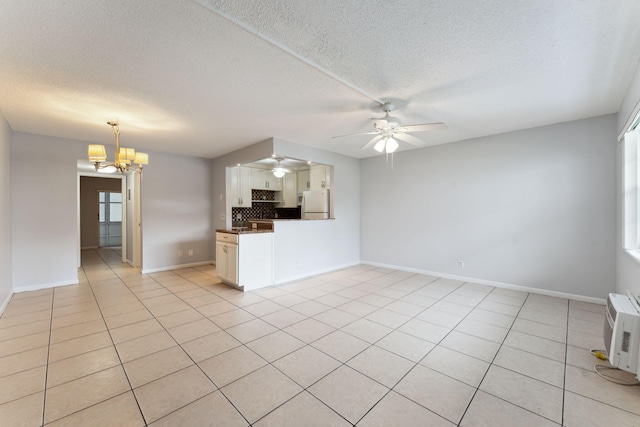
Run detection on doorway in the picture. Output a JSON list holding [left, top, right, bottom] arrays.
[[99, 191, 122, 247], [77, 165, 142, 270]]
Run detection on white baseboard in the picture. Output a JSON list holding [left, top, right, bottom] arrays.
[[13, 279, 80, 294], [0, 292, 13, 316], [275, 261, 360, 286], [142, 260, 214, 274], [361, 260, 606, 305]]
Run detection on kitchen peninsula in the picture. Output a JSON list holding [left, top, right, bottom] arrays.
[[216, 217, 338, 291], [216, 220, 274, 291]]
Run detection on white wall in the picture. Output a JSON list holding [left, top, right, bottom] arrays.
[[616, 62, 640, 296], [211, 138, 275, 234], [361, 115, 617, 299], [11, 132, 85, 290], [0, 111, 13, 311], [273, 138, 361, 282], [141, 150, 213, 272], [11, 131, 213, 288]]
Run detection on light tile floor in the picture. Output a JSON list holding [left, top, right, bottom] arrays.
[[1, 248, 639, 426]]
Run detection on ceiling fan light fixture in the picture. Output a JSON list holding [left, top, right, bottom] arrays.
[[273, 168, 285, 178], [385, 137, 399, 153], [373, 139, 386, 153]]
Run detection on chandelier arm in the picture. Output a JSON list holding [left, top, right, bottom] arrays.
[[112, 124, 121, 166]]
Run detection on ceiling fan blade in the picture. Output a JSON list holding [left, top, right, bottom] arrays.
[[332, 131, 379, 139], [397, 122, 448, 132], [361, 135, 383, 150], [394, 132, 427, 146]]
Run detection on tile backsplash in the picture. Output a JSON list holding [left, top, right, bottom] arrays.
[[232, 190, 277, 225]]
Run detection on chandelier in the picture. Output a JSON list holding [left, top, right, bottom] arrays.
[[88, 122, 149, 173]]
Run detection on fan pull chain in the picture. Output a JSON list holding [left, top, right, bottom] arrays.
[[384, 151, 395, 169]]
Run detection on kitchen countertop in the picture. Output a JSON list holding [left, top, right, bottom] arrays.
[[216, 228, 273, 235], [247, 218, 334, 222]]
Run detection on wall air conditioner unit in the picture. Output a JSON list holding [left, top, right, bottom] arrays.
[[604, 293, 640, 377]]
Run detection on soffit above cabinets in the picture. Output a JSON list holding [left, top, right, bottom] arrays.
[[243, 157, 313, 171]]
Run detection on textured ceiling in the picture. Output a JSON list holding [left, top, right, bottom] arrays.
[[1, 0, 640, 159]]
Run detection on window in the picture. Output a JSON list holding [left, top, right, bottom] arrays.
[[623, 112, 640, 261], [98, 191, 123, 247]]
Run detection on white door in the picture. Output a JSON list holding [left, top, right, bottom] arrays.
[[124, 171, 142, 267]]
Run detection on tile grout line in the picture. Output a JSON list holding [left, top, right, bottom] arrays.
[[455, 289, 532, 425], [372, 280, 499, 426], [343, 276, 468, 425], [561, 299, 570, 427], [40, 287, 55, 427], [208, 269, 429, 425], [83, 248, 150, 427], [247, 269, 437, 426], [107, 253, 255, 426], [257, 274, 504, 425]]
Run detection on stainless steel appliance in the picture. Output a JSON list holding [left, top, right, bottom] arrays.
[[302, 189, 329, 219]]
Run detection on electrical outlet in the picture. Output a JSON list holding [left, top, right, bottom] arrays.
[[178, 251, 183, 257], [458, 260, 464, 267], [188, 249, 194, 256]]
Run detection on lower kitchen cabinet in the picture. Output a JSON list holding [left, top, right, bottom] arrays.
[[216, 231, 273, 290], [216, 238, 238, 285]]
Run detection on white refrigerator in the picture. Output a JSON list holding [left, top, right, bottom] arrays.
[[302, 189, 330, 219]]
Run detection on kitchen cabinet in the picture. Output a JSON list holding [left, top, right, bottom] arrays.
[[216, 232, 238, 285], [310, 165, 331, 190], [279, 172, 298, 207], [230, 166, 251, 207], [216, 231, 273, 290], [297, 169, 310, 191], [251, 168, 282, 190]]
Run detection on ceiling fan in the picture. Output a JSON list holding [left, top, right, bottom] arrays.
[[271, 158, 290, 178], [333, 102, 447, 153]]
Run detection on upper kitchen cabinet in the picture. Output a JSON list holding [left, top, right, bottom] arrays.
[[229, 166, 251, 207], [297, 169, 310, 192], [279, 172, 298, 208], [251, 168, 282, 191], [310, 165, 331, 190]]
